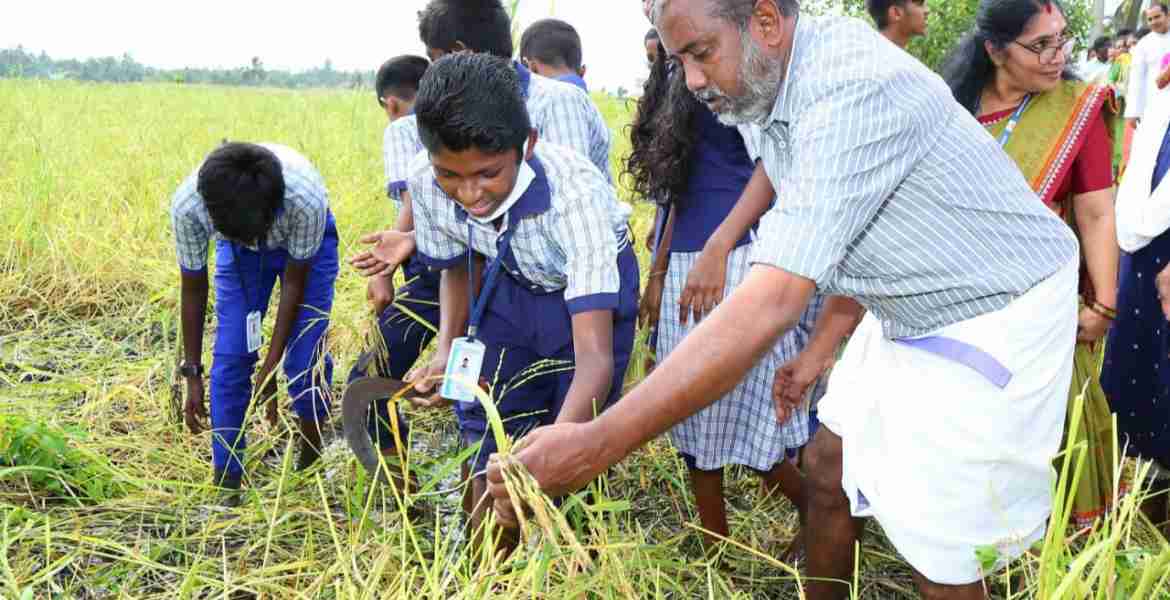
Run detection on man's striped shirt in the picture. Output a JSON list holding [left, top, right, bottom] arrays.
[[743, 16, 1079, 339]]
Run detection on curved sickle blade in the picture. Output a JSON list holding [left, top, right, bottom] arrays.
[[342, 376, 409, 480]]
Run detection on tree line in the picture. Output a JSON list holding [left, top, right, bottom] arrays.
[[3, 0, 1102, 92], [0, 47, 370, 90]]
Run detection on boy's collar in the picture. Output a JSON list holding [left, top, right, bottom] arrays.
[[555, 73, 588, 92], [509, 155, 550, 219], [453, 155, 550, 223], [513, 60, 533, 100]]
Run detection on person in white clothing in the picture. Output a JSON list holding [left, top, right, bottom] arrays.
[[1125, 3, 1170, 126]]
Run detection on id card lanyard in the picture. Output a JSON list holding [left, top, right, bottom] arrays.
[[439, 219, 517, 402], [466, 220, 516, 339], [231, 241, 266, 354], [994, 94, 1033, 148]]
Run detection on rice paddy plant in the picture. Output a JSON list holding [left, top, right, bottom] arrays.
[[2, 79, 1168, 599]]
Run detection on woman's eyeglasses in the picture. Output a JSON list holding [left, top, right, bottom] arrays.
[[1013, 37, 1075, 65]]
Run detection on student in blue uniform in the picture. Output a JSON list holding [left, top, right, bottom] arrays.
[[173, 142, 339, 502], [352, 0, 613, 280], [627, 41, 825, 552], [348, 54, 436, 459], [520, 18, 589, 92], [374, 55, 429, 122], [350, 0, 614, 455], [400, 53, 638, 531]]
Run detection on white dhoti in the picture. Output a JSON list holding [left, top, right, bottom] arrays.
[[817, 257, 1078, 584]]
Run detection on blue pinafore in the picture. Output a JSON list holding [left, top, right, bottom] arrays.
[[454, 158, 639, 473]]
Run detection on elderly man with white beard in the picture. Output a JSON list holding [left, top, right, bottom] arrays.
[[488, 1, 1081, 598]]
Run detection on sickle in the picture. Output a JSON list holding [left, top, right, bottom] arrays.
[[342, 375, 410, 482]]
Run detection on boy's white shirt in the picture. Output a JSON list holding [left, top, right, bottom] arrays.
[[1116, 97, 1170, 252]]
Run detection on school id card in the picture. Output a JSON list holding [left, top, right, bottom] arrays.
[[246, 311, 262, 353], [440, 336, 485, 403]]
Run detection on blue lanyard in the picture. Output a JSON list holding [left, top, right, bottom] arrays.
[[230, 241, 266, 312], [995, 94, 1033, 148], [466, 219, 516, 339]]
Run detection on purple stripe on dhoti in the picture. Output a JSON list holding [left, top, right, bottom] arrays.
[[894, 336, 1013, 389]]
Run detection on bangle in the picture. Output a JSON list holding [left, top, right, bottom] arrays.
[[1089, 301, 1116, 320], [648, 270, 667, 279]]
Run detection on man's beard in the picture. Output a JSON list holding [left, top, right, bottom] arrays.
[[693, 29, 782, 126]]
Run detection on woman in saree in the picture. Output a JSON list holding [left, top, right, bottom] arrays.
[[942, 0, 1120, 530]]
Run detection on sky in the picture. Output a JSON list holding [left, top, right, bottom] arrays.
[[1, 0, 653, 92]]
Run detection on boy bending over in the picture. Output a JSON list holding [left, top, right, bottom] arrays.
[[404, 53, 637, 531], [173, 143, 338, 503]]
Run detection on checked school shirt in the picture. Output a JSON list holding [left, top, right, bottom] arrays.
[[739, 16, 1079, 339], [383, 61, 612, 204], [408, 142, 632, 315], [170, 143, 330, 273]]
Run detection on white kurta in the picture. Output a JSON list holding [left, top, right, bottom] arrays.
[[1124, 30, 1170, 121], [1117, 94, 1170, 252], [817, 257, 1078, 584]]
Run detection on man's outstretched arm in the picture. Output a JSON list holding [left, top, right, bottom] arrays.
[[487, 265, 816, 524]]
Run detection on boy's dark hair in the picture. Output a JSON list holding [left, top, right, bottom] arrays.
[[519, 19, 583, 71], [415, 53, 531, 161], [866, 0, 907, 29], [197, 143, 284, 245], [417, 0, 513, 59], [645, 28, 660, 42], [1116, 28, 1134, 38], [375, 55, 430, 106]]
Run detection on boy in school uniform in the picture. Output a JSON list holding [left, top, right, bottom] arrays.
[[374, 55, 429, 123], [173, 142, 339, 502], [350, 0, 614, 452], [520, 18, 589, 92], [348, 54, 437, 458], [402, 52, 638, 530], [354, 0, 612, 252], [353, 0, 614, 276]]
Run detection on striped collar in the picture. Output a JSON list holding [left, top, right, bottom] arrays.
[[768, 15, 811, 127]]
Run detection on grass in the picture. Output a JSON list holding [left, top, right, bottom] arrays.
[[1, 79, 1168, 599]]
